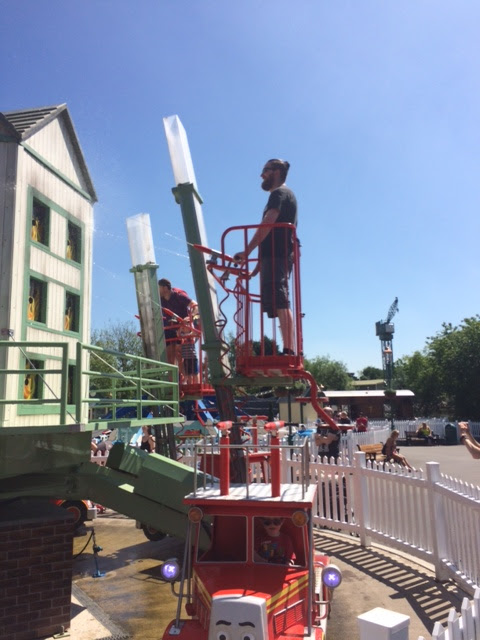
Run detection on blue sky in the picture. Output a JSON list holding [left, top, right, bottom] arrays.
[[2, 0, 479, 375]]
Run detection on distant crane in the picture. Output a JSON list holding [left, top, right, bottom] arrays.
[[375, 297, 399, 390]]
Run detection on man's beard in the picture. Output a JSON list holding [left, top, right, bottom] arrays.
[[261, 175, 274, 191]]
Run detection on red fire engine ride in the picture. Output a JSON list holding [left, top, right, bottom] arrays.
[[160, 420, 342, 640]]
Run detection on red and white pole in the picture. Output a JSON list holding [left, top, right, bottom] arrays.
[[217, 421, 232, 495], [265, 421, 284, 497]]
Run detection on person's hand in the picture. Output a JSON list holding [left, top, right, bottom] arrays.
[[459, 422, 471, 436], [233, 251, 246, 263]]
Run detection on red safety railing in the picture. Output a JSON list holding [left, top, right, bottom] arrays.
[[195, 223, 303, 376], [194, 224, 339, 430]]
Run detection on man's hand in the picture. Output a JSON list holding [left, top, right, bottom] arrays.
[[233, 251, 247, 263], [459, 422, 471, 436]]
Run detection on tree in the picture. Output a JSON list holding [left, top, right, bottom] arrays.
[[358, 366, 384, 380], [394, 316, 480, 419], [394, 351, 443, 416], [303, 356, 352, 390], [426, 317, 480, 419], [90, 320, 144, 381]]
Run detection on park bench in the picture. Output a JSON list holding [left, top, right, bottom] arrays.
[[357, 443, 387, 462], [405, 430, 440, 446]]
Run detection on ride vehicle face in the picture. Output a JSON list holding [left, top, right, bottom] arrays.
[[208, 594, 267, 640]]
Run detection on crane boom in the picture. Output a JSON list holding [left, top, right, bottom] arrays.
[[385, 297, 399, 324]]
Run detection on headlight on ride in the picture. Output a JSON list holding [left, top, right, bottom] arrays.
[[321, 564, 342, 589], [188, 506, 204, 523], [160, 558, 181, 582], [291, 510, 308, 527]]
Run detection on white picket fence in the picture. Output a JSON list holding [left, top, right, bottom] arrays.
[[359, 588, 480, 640], [423, 587, 480, 639]]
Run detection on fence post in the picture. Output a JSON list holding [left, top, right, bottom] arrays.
[[353, 451, 372, 547], [357, 607, 410, 640], [346, 429, 354, 462], [425, 462, 450, 582]]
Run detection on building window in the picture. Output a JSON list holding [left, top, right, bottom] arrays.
[[23, 359, 43, 400], [64, 292, 80, 333], [31, 198, 50, 247], [66, 221, 82, 263], [27, 278, 46, 324]]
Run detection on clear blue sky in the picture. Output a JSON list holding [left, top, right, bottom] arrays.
[[2, 1, 479, 375]]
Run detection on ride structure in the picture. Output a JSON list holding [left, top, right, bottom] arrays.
[[160, 420, 342, 640], [375, 297, 399, 390], [163, 116, 337, 434]]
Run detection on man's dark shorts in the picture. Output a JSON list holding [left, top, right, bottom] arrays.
[[183, 357, 199, 375], [260, 256, 292, 318]]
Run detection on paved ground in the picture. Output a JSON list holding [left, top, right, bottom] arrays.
[[395, 440, 480, 484], [47, 444, 478, 640]]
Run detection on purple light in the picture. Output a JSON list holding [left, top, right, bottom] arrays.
[[161, 559, 180, 582], [322, 565, 342, 589]]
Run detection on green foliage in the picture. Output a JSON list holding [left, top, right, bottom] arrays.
[[358, 366, 384, 380], [303, 355, 353, 391], [426, 317, 480, 419], [90, 320, 144, 376], [395, 316, 480, 419]]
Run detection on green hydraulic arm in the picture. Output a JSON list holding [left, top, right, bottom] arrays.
[[0, 428, 210, 547], [164, 116, 246, 480]]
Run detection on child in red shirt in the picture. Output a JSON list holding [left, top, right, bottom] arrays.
[[254, 517, 294, 564]]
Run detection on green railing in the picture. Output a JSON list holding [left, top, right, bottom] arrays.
[[77, 342, 182, 433], [0, 340, 183, 433]]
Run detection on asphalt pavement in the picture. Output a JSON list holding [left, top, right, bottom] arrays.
[[396, 441, 480, 484]]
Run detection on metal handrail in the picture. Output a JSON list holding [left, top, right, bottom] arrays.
[[0, 339, 183, 430]]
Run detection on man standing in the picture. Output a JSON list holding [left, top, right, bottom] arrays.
[[355, 413, 368, 432], [158, 278, 198, 371], [234, 159, 297, 355]]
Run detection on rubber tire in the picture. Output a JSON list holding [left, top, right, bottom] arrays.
[[61, 500, 88, 529], [141, 524, 166, 542]]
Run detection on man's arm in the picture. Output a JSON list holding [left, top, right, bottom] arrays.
[[459, 422, 480, 460], [234, 208, 280, 262]]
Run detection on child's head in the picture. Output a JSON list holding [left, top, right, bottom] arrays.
[[261, 517, 284, 537]]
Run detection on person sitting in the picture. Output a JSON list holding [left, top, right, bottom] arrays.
[[140, 425, 155, 453], [416, 422, 436, 445], [383, 430, 414, 471], [254, 517, 294, 565]]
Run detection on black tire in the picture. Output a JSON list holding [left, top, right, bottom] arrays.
[[61, 500, 88, 529], [141, 524, 166, 542]]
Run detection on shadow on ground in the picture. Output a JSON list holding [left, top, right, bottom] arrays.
[[316, 530, 468, 639]]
